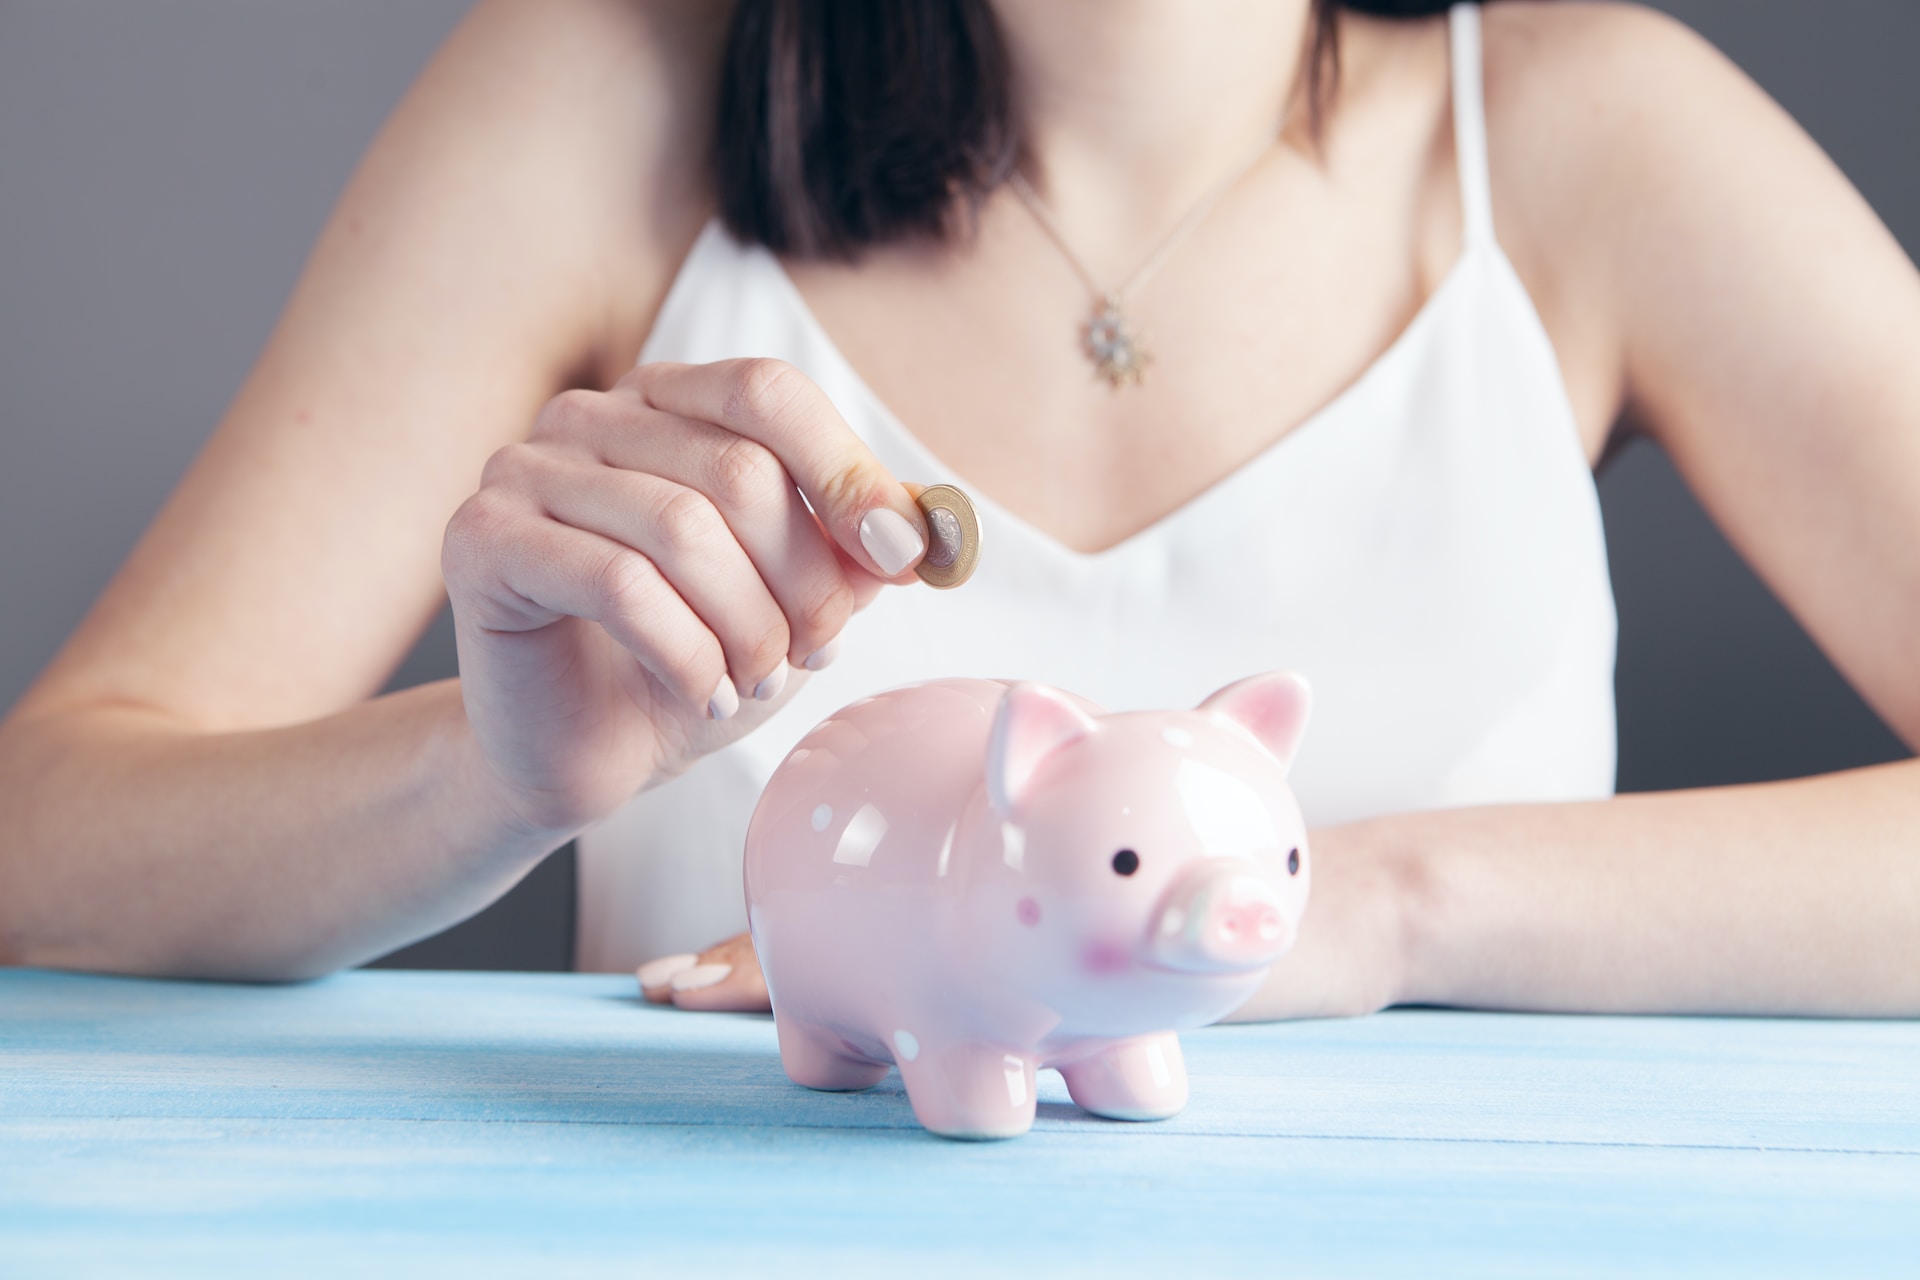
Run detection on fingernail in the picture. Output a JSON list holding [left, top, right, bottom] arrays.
[[636, 953, 698, 990], [802, 637, 840, 671], [708, 676, 739, 721], [753, 664, 788, 702], [671, 962, 732, 993], [859, 507, 925, 577]]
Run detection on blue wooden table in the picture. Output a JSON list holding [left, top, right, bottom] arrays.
[[2, 969, 1915, 1277]]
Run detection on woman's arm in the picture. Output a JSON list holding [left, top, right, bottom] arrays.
[[1237, 759, 1920, 1021], [0, 0, 716, 979], [0, 682, 539, 980], [3, 0, 930, 981], [1246, 2, 1920, 1021], [1407, 762, 1920, 1015]]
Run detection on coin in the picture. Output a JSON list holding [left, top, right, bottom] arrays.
[[913, 484, 981, 589]]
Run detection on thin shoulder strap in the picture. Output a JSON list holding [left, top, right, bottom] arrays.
[[1449, 3, 1496, 247]]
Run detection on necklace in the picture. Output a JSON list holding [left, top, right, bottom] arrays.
[[1007, 137, 1275, 389]]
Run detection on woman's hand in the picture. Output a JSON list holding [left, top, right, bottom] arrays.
[[442, 357, 930, 841], [637, 934, 771, 1012], [635, 823, 1412, 1021], [1223, 821, 1411, 1022]]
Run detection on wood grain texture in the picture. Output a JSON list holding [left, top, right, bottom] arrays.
[[2, 969, 1915, 1277]]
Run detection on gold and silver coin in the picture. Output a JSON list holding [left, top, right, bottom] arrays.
[[913, 484, 981, 589]]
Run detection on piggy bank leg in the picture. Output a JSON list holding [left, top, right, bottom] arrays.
[[773, 1010, 889, 1092], [1059, 1032, 1188, 1122], [894, 1041, 1039, 1140]]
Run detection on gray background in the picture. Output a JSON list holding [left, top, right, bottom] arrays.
[[0, 1, 1913, 970]]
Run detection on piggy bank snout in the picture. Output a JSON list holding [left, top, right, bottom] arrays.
[[1146, 862, 1294, 974]]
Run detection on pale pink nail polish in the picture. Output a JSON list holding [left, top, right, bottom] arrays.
[[671, 963, 732, 993], [803, 638, 841, 671], [754, 665, 788, 702], [636, 954, 698, 990], [859, 508, 925, 577]]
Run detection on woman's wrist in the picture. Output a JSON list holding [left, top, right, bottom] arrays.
[[271, 678, 584, 976], [427, 678, 590, 864], [1337, 814, 1432, 1013], [1226, 815, 1423, 1022], [1356, 812, 1446, 1011]]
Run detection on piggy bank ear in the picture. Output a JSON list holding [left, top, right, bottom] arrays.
[[987, 683, 1099, 818], [1197, 671, 1313, 773]]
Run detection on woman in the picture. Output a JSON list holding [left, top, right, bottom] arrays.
[[1, 0, 1915, 1022]]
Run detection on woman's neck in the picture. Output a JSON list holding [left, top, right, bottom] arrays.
[[990, 0, 1316, 260]]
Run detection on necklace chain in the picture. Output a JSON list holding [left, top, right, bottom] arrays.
[[1007, 135, 1276, 388]]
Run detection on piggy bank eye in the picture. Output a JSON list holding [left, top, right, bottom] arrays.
[[1111, 848, 1140, 877], [1287, 847, 1300, 875]]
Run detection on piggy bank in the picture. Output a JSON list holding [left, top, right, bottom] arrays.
[[743, 673, 1312, 1139]]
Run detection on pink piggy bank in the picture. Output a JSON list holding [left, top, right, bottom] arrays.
[[743, 672, 1312, 1139]]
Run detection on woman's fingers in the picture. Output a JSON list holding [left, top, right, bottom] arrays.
[[576, 412, 858, 673], [463, 357, 923, 726], [635, 932, 770, 1012], [444, 493, 730, 713], [631, 359, 929, 582], [507, 449, 800, 705], [636, 953, 697, 1003]]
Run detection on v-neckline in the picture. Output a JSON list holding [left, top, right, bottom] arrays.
[[755, 237, 1484, 567], [760, 237, 1482, 564]]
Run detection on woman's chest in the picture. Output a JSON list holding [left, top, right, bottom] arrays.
[[784, 172, 1472, 556]]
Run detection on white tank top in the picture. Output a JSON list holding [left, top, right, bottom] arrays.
[[576, 4, 1616, 972]]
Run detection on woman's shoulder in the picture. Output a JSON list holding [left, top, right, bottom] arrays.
[[1468, 2, 1794, 440], [1338, 3, 1740, 261], [1475, 1, 1774, 255], [429, 0, 727, 171], [391, 0, 730, 375], [1480, 1, 1742, 141]]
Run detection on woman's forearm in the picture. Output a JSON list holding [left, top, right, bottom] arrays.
[[1383, 759, 1920, 1016], [0, 679, 563, 980]]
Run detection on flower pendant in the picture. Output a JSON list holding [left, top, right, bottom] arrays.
[[1083, 295, 1151, 389]]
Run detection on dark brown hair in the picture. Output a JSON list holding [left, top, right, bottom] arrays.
[[715, 0, 1459, 260]]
